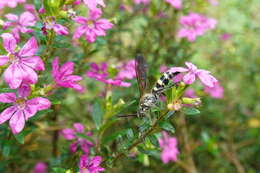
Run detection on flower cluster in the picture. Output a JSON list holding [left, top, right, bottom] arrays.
[[158, 132, 179, 163], [177, 13, 217, 42], [79, 155, 105, 173], [52, 57, 84, 92], [0, 34, 44, 89], [61, 123, 105, 173], [0, 0, 25, 9], [165, 0, 182, 9], [3, 11, 36, 41], [73, 8, 113, 43], [61, 123, 93, 154], [169, 62, 218, 87], [0, 92, 50, 134], [86, 60, 136, 87]]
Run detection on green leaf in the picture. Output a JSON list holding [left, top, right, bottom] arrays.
[[92, 101, 104, 130], [126, 128, 134, 140], [14, 129, 32, 144], [164, 111, 175, 120], [158, 121, 175, 134], [148, 134, 159, 147], [52, 168, 67, 173], [183, 107, 200, 115], [102, 129, 128, 145], [2, 144, 10, 158], [34, 0, 42, 10], [29, 109, 53, 121], [139, 121, 150, 133]]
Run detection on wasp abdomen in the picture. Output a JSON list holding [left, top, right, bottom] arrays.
[[152, 71, 179, 94]]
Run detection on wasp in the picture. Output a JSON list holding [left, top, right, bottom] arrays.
[[135, 55, 180, 117]]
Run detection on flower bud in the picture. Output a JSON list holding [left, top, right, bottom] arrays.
[[58, 11, 68, 18], [167, 100, 182, 111], [182, 97, 201, 106]]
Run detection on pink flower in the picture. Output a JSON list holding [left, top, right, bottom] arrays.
[[33, 162, 47, 173], [0, 33, 44, 89], [42, 19, 69, 36], [208, 0, 218, 6], [204, 82, 224, 99], [3, 11, 36, 40], [73, 8, 113, 43], [177, 13, 217, 42], [52, 57, 83, 92], [61, 123, 94, 154], [165, 0, 182, 9], [134, 0, 150, 5], [83, 0, 106, 9], [116, 60, 136, 80], [184, 89, 197, 98], [86, 62, 131, 87], [0, 92, 51, 134], [220, 33, 232, 41], [0, 0, 25, 9], [169, 62, 218, 87], [158, 132, 179, 163], [160, 65, 168, 73], [79, 155, 105, 173]]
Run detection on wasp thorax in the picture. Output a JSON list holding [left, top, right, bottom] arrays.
[[141, 93, 157, 107]]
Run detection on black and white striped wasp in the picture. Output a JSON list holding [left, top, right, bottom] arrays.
[[119, 54, 180, 118]]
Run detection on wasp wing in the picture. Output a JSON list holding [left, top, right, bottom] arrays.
[[135, 54, 148, 97]]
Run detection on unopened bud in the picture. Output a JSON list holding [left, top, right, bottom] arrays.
[[167, 100, 182, 111], [58, 11, 68, 18], [182, 97, 201, 106]]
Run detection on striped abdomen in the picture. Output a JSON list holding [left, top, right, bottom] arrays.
[[152, 71, 180, 95]]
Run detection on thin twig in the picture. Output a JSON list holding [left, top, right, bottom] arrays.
[[110, 111, 169, 164]]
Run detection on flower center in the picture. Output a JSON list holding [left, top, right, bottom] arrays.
[[15, 98, 26, 110], [87, 20, 95, 28], [8, 53, 20, 64]]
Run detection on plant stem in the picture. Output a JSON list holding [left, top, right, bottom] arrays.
[[111, 111, 169, 164]]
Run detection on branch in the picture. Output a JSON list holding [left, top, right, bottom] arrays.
[[111, 111, 169, 164]]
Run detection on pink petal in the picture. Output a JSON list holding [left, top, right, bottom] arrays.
[[185, 62, 197, 71], [197, 72, 216, 87], [73, 16, 88, 24], [90, 156, 102, 167], [73, 26, 87, 39], [69, 141, 78, 153], [1, 33, 17, 53], [53, 24, 69, 35], [18, 37, 38, 57], [28, 97, 51, 111], [0, 93, 16, 103], [183, 72, 196, 84], [96, 19, 113, 30], [9, 110, 25, 134], [20, 64, 38, 84], [21, 56, 45, 71], [60, 62, 74, 76], [52, 57, 59, 78], [61, 128, 76, 140], [19, 11, 36, 27], [168, 67, 188, 73], [23, 104, 38, 120], [0, 106, 17, 124], [5, 13, 18, 21], [4, 63, 23, 89], [73, 123, 85, 133], [18, 83, 31, 98], [0, 55, 9, 66]]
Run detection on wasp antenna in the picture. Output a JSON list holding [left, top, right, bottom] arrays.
[[117, 114, 137, 118]]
